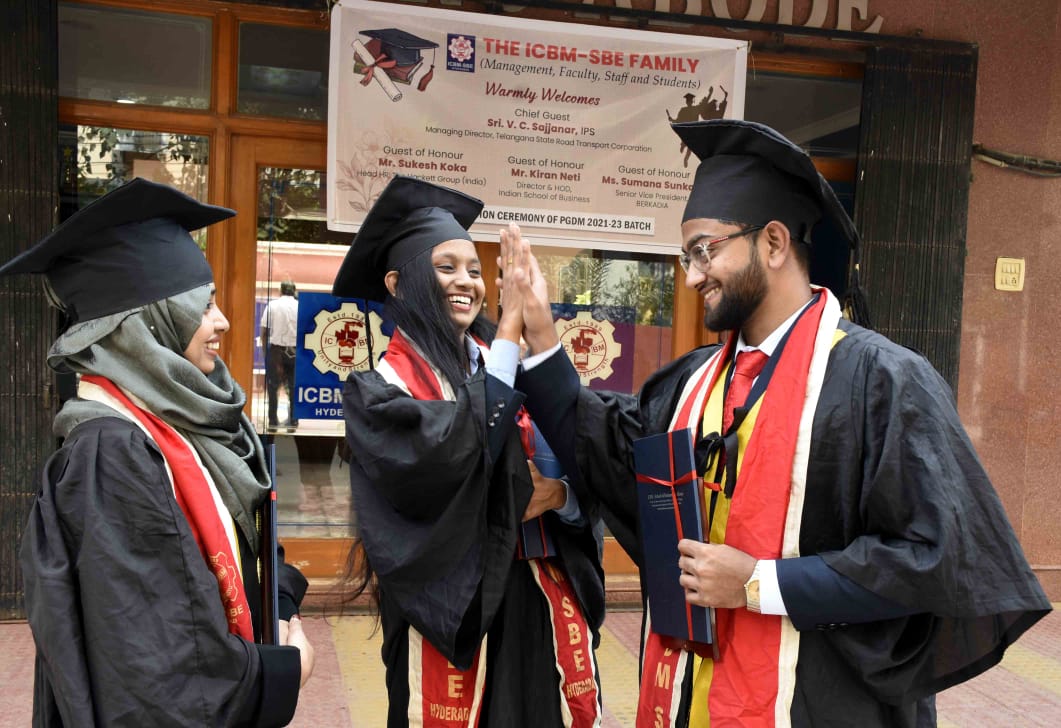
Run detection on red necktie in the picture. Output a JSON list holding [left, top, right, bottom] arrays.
[[722, 349, 769, 433]]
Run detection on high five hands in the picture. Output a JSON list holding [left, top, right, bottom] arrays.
[[497, 222, 559, 353], [496, 224, 568, 521]]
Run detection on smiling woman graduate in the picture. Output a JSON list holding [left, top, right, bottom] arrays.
[[333, 175, 605, 728], [2, 178, 314, 727]]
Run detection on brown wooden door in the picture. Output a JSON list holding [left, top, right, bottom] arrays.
[[222, 135, 354, 581], [219, 135, 326, 392]]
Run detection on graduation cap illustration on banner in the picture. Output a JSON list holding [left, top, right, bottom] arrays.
[[351, 27, 438, 102]]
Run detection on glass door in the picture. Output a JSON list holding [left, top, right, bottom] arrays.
[[227, 137, 355, 575]]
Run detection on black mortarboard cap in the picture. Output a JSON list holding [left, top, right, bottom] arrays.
[[672, 119, 863, 308], [332, 175, 483, 303], [361, 28, 439, 67], [0, 178, 232, 324]]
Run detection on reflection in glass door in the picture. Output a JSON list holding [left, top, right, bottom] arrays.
[[251, 165, 355, 538], [535, 246, 676, 393]]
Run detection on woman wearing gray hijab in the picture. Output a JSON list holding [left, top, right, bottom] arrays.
[[2, 179, 314, 727]]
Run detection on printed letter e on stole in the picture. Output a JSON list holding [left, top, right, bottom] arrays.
[[447, 672, 463, 699]]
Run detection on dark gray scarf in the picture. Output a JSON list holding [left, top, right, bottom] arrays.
[[50, 284, 270, 552]]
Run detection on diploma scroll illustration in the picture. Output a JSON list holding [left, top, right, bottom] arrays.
[[352, 39, 402, 102]]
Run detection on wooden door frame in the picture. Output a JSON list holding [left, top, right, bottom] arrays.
[[223, 135, 327, 395]]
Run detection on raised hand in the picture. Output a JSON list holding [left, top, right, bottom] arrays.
[[496, 222, 527, 344], [500, 227, 557, 355]]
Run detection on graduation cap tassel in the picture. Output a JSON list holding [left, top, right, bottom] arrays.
[[843, 260, 873, 329], [417, 49, 435, 92]]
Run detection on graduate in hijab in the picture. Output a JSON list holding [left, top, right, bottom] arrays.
[[4, 178, 314, 727], [510, 120, 1050, 728], [333, 175, 605, 728]]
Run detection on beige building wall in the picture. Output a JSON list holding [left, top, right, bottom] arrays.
[[865, 0, 1061, 597]]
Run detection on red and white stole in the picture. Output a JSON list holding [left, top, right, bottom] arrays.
[[528, 559, 602, 728], [636, 289, 841, 728], [377, 328, 601, 728], [78, 374, 255, 641]]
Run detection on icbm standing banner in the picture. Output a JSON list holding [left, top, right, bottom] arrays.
[[328, 0, 747, 254]]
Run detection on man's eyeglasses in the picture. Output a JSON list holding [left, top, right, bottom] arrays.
[[678, 225, 764, 273]]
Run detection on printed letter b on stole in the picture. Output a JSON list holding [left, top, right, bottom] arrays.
[[633, 428, 716, 652]]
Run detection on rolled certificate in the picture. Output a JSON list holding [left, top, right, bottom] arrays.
[[351, 38, 402, 102]]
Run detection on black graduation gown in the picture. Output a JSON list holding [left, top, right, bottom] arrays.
[[342, 367, 605, 728], [519, 319, 1051, 727], [20, 416, 305, 728]]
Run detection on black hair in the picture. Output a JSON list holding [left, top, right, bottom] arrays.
[[789, 237, 811, 273], [383, 244, 496, 392], [280, 280, 296, 296]]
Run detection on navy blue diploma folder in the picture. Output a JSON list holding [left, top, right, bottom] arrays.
[[634, 428, 716, 648], [517, 424, 559, 559]]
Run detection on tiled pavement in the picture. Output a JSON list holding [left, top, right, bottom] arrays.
[[3, 606, 1059, 726]]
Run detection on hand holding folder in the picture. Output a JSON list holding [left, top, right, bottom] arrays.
[[517, 423, 561, 559], [634, 429, 717, 651]]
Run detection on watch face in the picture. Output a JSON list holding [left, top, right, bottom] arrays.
[[748, 581, 760, 599]]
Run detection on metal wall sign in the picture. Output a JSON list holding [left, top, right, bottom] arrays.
[[327, 0, 747, 254], [293, 291, 389, 421]]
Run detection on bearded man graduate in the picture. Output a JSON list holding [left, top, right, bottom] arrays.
[[507, 119, 1051, 728]]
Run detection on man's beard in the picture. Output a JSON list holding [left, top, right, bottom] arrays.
[[703, 248, 768, 333]]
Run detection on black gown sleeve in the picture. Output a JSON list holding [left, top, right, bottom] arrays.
[[346, 369, 524, 521], [343, 368, 531, 669], [20, 417, 301, 727], [776, 555, 918, 630], [519, 346, 714, 565], [484, 373, 524, 462], [518, 349, 643, 562], [797, 328, 1051, 701], [276, 544, 308, 621]]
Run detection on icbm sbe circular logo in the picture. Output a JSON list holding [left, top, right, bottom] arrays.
[[304, 302, 388, 377], [556, 311, 621, 385]]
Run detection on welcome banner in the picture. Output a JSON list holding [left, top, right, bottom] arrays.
[[328, 0, 747, 253]]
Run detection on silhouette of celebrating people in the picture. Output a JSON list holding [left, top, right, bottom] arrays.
[[668, 86, 730, 167], [667, 92, 702, 124]]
